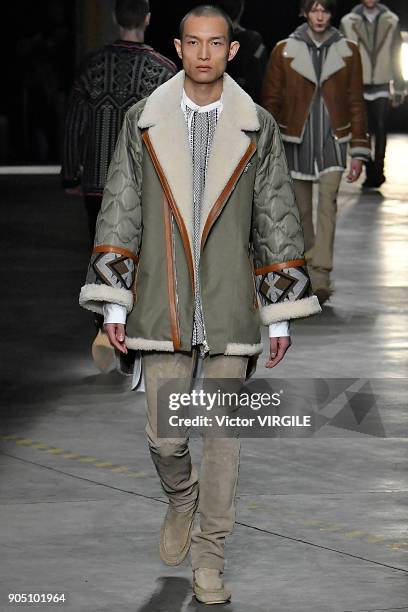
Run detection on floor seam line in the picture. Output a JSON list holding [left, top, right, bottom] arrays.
[[2, 452, 407, 576], [237, 520, 408, 575]]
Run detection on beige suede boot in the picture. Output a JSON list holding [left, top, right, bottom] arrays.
[[159, 502, 198, 566], [193, 568, 231, 604]]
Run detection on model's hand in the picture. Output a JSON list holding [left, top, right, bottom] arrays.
[[65, 185, 83, 196], [104, 323, 127, 354], [391, 94, 404, 108], [346, 159, 363, 183], [265, 336, 291, 369]]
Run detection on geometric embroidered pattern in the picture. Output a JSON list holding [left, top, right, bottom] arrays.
[[90, 252, 135, 290], [63, 41, 177, 194], [256, 266, 310, 305]]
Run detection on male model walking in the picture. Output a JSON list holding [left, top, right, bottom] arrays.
[[80, 5, 320, 604], [262, 0, 370, 304], [62, 0, 176, 370], [218, 0, 268, 103], [341, 0, 405, 188]]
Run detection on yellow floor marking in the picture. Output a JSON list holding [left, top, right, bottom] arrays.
[[319, 525, 345, 532], [344, 531, 368, 539], [387, 542, 408, 551], [0, 433, 154, 482], [243, 498, 403, 552], [247, 501, 263, 509], [365, 535, 385, 543], [1, 433, 406, 554]]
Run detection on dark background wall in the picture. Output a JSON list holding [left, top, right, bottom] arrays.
[[1, 0, 407, 165], [148, 0, 408, 60]]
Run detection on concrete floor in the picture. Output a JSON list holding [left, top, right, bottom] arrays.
[[1, 135, 407, 611]]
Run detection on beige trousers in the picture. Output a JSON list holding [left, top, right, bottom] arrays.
[[143, 350, 248, 571], [293, 171, 342, 290]]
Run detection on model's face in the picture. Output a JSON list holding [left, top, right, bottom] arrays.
[[362, 0, 379, 9], [174, 16, 239, 85], [305, 3, 332, 34]]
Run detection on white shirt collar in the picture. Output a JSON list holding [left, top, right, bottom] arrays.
[[363, 8, 380, 23], [181, 89, 223, 113]]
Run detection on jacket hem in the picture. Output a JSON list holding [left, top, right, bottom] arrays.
[[79, 284, 134, 315], [260, 296, 321, 325], [281, 134, 303, 144], [224, 342, 263, 357], [336, 134, 352, 144], [126, 337, 174, 352]]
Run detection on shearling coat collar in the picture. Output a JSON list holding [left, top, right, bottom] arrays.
[[137, 70, 260, 251], [283, 35, 353, 85], [344, 7, 399, 57]]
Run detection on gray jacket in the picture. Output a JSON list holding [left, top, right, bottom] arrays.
[[340, 3, 405, 91]]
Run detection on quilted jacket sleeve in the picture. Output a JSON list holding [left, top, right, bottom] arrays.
[[252, 108, 321, 324], [79, 105, 144, 315]]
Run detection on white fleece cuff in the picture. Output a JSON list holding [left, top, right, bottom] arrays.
[[260, 296, 321, 324], [79, 283, 134, 314]]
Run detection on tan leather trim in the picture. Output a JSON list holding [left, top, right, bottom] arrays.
[[255, 259, 306, 276], [352, 22, 371, 57], [142, 131, 195, 290], [375, 23, 393, 61], [248, 253, 259, 311], [162, 195, 180, 352], [93, 244, 139, 264], [201, 141, 257, 251]]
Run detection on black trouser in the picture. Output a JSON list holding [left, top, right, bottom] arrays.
[[84, 194, 104, 330], [84, 194, 103, 245], [365, 97, 389, 178]]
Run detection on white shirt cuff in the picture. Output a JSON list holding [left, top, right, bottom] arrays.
[[103, 303, 127, 325], [269, 321, 290, 337]]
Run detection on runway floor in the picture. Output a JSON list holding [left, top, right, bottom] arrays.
[[0, 135, 407, 611]]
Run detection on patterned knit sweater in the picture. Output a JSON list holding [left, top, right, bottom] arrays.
[[62, 40, 177, 194]]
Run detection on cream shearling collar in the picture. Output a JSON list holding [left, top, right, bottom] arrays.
[[137, 71, 260, 254], [138, 70, 259, 131]]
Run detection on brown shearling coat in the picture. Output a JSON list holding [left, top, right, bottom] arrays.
[[261, 35, 370, 157]]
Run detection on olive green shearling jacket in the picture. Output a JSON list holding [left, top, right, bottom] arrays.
[[80, 71, 320, 357]]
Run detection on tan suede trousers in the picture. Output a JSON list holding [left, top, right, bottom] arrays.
[[293, 171, 342, 290], [143, 350, 248, 571]]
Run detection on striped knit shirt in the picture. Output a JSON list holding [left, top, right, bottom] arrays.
[[181, 91, 222, 351]]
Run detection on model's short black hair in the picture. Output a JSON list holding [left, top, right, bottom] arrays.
[[216, 0, 245, 22], [179, 4, 234, 44], [115, 0, 150, 30], [301, 0, 336, 15]]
